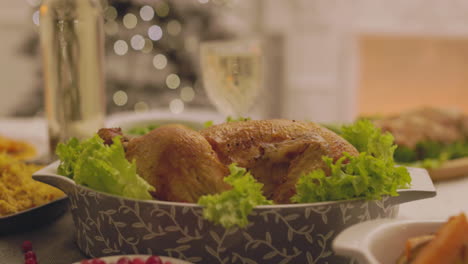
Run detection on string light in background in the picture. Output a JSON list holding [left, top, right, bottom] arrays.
[[113, 90, 128, 106], [166, 74, 181, 89], [104, 20, 119, 35], [180, 86, 195, 102], [114, 40, 128, 55], [140, 5, 155, 21], [167, 20, 182, 36], [153, 54, 168, 70], [169, 99, 184, 114], [155, 2, 170, 17], [142, 38, 153, 53], [104, 6, 118, 21], [123, 13, 138, 29], [134, 101, 149, 112], [130, 34, 145, 50], [28, 0, 204, 114], [148, 25, 163, 41]]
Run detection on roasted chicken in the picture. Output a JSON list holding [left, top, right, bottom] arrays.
[[99, 119, 358, 204], [200, 120, 358, 203], [373, 107, 468, 148]]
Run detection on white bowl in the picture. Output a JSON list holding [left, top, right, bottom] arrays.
[[332, 218, 444, 264], [106, 109, 224, 133]]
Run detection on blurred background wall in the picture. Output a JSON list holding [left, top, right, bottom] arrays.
[[1, 0, 468, 122]]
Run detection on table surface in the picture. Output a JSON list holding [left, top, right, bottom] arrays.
[[1, 116, 468, 264]]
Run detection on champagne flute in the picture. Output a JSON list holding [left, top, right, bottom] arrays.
[[200, 39, 263, 118]]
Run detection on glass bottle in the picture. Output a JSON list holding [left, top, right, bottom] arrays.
[[39, 0, 105, 158]]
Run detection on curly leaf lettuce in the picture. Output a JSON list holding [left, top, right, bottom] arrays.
[[340, 119, 396, 159], [394, 140, 468, 169], [203, 116, 251, 128], [198, 164, 272, 228], [292, 120, 411, 203], [56, 137, 83, 178], [56, 135, 154, 200]]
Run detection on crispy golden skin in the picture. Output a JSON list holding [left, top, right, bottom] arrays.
[[104, 119, 358, 204], [125, 124, 230, 203], [201, 120, 359, 203]]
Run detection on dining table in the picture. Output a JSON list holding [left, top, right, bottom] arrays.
[[1, 116, 468, 264]]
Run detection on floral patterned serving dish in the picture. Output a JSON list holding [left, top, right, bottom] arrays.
[[33, 162, 436, 264]]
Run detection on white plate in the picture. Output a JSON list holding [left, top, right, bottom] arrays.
[[73, 254, 192, 264], [106, 109, 224, 133], [332, 219, 443, 264]]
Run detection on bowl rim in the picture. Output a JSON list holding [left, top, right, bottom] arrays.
[[33, 161, 436, 209], [75, 181, 373, 209], [33, 161, 389, 209]]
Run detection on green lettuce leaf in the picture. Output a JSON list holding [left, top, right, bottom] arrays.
[[292, 120, 411, 203], [203, 116, 251, 128], [198, 164, 272, 228], [340, 119, 396, 159], [56, 137, 83, 178], [394, 140, 468, 169], [225, 116, 251, 123], [56, 135, 154, 200], [203, 120, 214, 128], [127, 124, 159, 135]]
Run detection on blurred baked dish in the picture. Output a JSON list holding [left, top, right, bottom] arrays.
[[0, 153, 64, 217], [397, 213, 468, 264], [372, 107, 468, 180], [333, 214, 466, 264], [0, 135, 37, 160]]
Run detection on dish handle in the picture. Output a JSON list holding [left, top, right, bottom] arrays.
[[394, 167, 436, 205], [32, 160, 76, 194], [332, 219, 395, 264]]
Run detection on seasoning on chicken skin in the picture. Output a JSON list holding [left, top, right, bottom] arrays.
[[99, 120, 358, 204]]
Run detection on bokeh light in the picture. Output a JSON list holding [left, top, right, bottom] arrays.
[[113, 90, 128, 106], [167, 20, 182, 36], [130, 34, 145, 50], [140, 5, 155, 21], [148, 25, 163, 41], [153, 54, 168, 70], [155, 2, 170, 17], [123, 13, 138, 29], [114, 40, 128, 56], [104, 6, 118, 21], [169, 99, 184, 114], [142, 38, 153, 53], [180, 86, 195, 102], [166, 74, 181, 89], [104, 21, 118, 35], [134, 101, 149, 112]]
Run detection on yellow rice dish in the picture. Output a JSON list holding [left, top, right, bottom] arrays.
[[0, 135, 37, 160], [0, 153, 64, 217]]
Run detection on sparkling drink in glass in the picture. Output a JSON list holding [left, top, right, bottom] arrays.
[[200, 39, 263, 118]]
